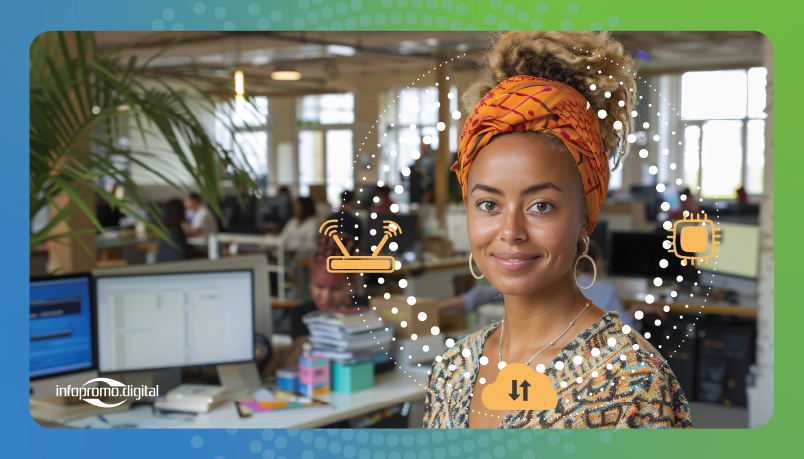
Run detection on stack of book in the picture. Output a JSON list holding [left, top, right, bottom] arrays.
[[153, 384, 226, 414], [302, 307, 393, 362]]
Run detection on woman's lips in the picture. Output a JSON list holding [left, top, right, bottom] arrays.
[[491, 252, 538, 272]]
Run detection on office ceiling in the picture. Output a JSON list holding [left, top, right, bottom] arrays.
[[92, 31, 766, 95]]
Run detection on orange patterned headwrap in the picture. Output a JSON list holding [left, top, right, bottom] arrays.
[[452, 75, 610, 235]]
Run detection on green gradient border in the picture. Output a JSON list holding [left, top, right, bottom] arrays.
[[4, 0, 790, 458]]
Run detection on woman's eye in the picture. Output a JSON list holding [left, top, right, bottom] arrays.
[[478, 201, 498, 212], [529, 202, 554, 213]]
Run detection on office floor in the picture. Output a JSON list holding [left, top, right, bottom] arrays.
[[689, 402, 748, 428]]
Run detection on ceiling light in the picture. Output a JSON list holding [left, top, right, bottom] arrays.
[[234, 70, 244, 95], [271, 70, 301, 81]]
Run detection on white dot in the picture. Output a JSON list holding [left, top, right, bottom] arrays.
[[447, 92, 454, 99], [662, 148, 669, 155], [662, 221, 672, 230], [370, 229, 377, 236], [371, 245, 377, 252], [622, 325, 632, 334], [384, 293, 391, 299], [644, 332, 652, 339], [378, 277, 386, 285], [633, 344, 640, 351], [451, 110, 461, 120], [464, 371, 471, 379], [635, 310, 644, 320], [604, 91, 611, 98], [391, 150, 398, 157], [479, 377, 486, 384], [92, 106, 101, 115], [399, 279, 408, 288], [376, 180, 383, 187], [423, 345, 429, 352], [390, 203, 400, 213], [555, 361, 565, 370], [401, 321, 407, 328], [653, 134, 660, 141], [662, 240, 672, 250], [618, 100, 625, 107], [395, 261, 401, 270], [645, 295, 655, 304], [390, 242, 399, 251], [560, 381, 567, 388], [653, 277, 663, 287], [663, 305, 670, 313], [643, 122, 650, 129], [639, 149, 648, 158], [418, 312, 427, 321], [631, 110, 638, 117], [411, 334, 418, 340], [371, 212, 378, 219], [391, 307, 398, 314], [656, 183, 665, 192], [409, 124, 416, 130], [649, 165, 658, 175], [590, 348, 600, 357], [671, 291, 677, 298], [607, 337, 616, 347], [597, 109, 607, 119], [661, 202, 670, 211], [613, 120, 623, 129], [448, 364, 456, 371], [592, 371, 599, 377], [627, 134, 636, 143], [446, 338, 455, 347], [576, 377, 583, 384], [676, 275, 683, 282], [431, 326, 440, 335], [394, 185, 404, 195], [411, 151, 421, 160], [383, 165, 390, 172], [498, 361, 507, 370], [676, 178, 683, 185], [536, 364, 545, 373], [479, 356, 489, 365], [670, 163, 677, 170], [435, 355, 442, 362], [606, 363, 613, 370], [407, 296, 416, 305], [436, 122, 446, 131], [654, 319, 662, 326], [590, 84, 597, 90], [620, 354, 627, 361], [402, 167, 411, 176], [461, 349, 471, 358], [573, 356, 582, 365]]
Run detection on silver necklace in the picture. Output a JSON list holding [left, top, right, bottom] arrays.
[[498, 303, 590, 367]]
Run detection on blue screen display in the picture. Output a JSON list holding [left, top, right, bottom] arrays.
[[30, 277, 93, 378]]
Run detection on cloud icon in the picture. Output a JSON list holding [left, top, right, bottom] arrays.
[[481, 363, 558, 411]]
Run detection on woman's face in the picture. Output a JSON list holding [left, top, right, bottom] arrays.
[[466, 134, 588, 296]]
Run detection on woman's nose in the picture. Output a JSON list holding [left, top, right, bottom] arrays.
[[499, 207, 527, 243]]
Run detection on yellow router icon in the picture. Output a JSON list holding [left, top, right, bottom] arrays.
[[319, 219, 399, 273]]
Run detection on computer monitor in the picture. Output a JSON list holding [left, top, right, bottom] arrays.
[[609, 232, 683, 279], [700, 221, 760, 279], [30, 274, 98, 398], [95, 270, 254, 373]]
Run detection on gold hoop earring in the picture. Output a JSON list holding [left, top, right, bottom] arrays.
[[469, 252, 484, 280], [574, 237, 596, 290]]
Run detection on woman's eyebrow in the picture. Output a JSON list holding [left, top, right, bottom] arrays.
[[521, 182, 563, 196], [471, 183, 503, 195]]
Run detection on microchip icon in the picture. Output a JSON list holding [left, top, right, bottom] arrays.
[[666, 213, 721, 265]]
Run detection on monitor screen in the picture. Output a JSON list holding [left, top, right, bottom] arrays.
[[609, 232, 683, 278], [699, 222, 759, 279], [30, 275, 94, 379], [95, 270, 254, 373]]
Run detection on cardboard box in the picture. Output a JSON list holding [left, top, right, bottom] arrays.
[[371, 295, 440, 340]]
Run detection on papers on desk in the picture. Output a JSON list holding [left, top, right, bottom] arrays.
[[236, 390, 332, 418], [303, 307, 394, 361]]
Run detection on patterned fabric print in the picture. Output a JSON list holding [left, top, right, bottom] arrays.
[[452, 75, 609, 235], [423, 312, 692, 429]]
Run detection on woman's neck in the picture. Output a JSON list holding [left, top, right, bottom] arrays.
[[500, 270, 589, 354]]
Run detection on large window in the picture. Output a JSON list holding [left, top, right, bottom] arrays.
[[680, 68, 767, 198], [378, 87, 441, 188], [214, 97, 270, 179], [298, 94, 354, 205]]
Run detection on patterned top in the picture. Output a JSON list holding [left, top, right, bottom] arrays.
[[423, 312, 692, 428]]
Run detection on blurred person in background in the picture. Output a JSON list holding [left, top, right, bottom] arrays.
[[369, 186, 395, 213], [157, 199, 190, 262], [182, 192, 219, 237], [278, 196, 320, 260], [667, 187, 702, 220]]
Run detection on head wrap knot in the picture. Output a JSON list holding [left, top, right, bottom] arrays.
[[452, 75, 610, 235]]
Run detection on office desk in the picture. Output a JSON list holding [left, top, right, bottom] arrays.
[[31, 369, 427, 429]]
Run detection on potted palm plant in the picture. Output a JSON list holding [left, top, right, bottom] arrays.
[[30, 31, 260, 269]]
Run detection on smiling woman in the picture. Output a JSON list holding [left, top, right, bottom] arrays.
[[423, 31, 692, 429]]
